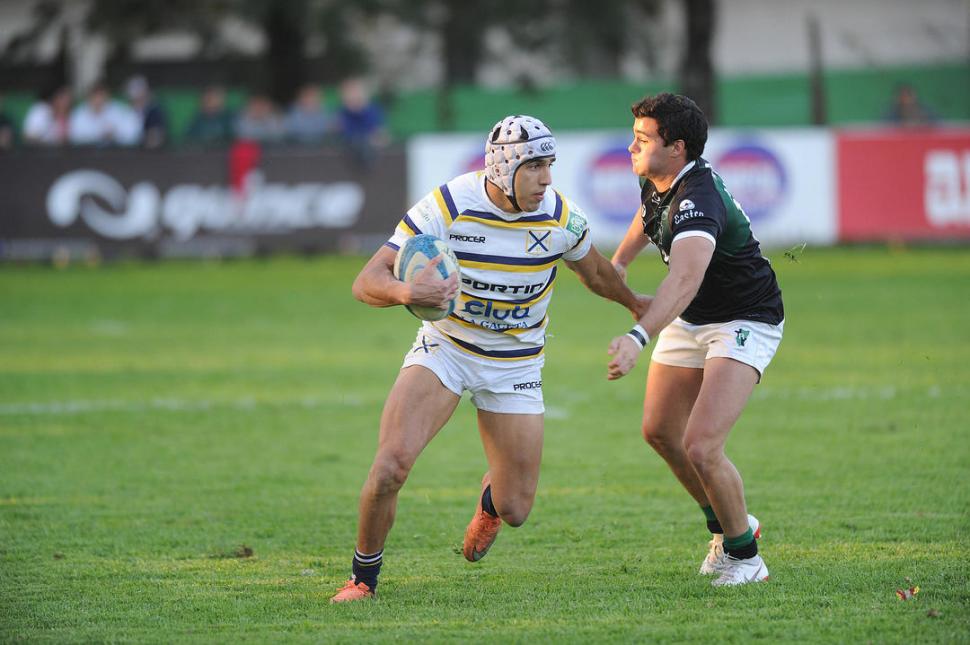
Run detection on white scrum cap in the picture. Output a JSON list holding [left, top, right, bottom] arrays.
[[484, 115, 556, 204]]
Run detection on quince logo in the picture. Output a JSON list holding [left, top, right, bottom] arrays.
[[47, 170, 159, 239]]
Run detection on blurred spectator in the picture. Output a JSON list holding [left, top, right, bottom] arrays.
[[235, 94, 286, 143], [337, 78, 389, 167], [186, 85, 235, 145], [23, 84, 72, 146], [125, 75, 169, 148], [68, 82, 142, 146], [0, 94, 15, 150], [285, 84, 333, 145], [884, 84, 938, 126]]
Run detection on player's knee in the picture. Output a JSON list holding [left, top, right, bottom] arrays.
[[496, 498, 532, 527], [683, 437, 722, 474], [642, 420, 680, 455], [368, 454, 411, 495], [498, 508, 530, 527]]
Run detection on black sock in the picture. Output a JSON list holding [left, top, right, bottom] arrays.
[[724, 537, 758, 560], [481, 485, 498, 518], [701, 505, 723, 534], [351, 548, 383, 589]]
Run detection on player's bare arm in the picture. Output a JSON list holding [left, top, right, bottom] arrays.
[[565, 247, 650, 319], [610, 205, 651, 282], [607, 236, 714, 380], [352, 245, 458, 308]]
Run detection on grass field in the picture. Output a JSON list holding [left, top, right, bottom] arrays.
[[2, 247, 969, 643]]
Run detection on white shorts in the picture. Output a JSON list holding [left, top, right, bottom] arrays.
[[651, 317, 784, 380], [401, 327, 545, 414]]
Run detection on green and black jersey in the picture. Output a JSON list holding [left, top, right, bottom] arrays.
[[639, 158, 784, 325]]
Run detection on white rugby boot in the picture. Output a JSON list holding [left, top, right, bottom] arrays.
[[711, 554, 769, 587], [699, 513, 761, 575]]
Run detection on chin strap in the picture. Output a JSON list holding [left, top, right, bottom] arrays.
[[486, 177, 523, 213], [507, 168, 522, 212]]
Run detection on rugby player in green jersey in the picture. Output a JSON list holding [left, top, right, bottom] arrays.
[[608, 93, 784, 586]]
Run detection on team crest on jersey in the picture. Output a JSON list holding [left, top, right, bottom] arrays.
[[565, 211, 587, 237], [734, 328, 750, 347], [679, 199, 695, 211], [526, 230, 551, 254]]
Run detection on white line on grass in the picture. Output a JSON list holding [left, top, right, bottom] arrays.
[[0, 395, 370, 416], [0, 385, 951, 416]]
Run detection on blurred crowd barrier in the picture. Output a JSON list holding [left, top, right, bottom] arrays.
[[0, 144, 405, 261], [1, 127, 968, 262], [411, 126, 970, 248]]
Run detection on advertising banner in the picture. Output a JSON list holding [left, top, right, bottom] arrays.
[[0, 146, 408, 260], [408, 128, 837, 249], [837, 129, 970, 241]]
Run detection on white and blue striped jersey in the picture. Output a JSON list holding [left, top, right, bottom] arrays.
[[386, 171, 592, 360]]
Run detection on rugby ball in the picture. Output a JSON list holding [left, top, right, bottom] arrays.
[[393, 234, 461, 321]]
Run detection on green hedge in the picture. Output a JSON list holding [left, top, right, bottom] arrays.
[[389, 63, 969, 134]]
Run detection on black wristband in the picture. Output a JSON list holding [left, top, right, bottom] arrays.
[[626, 324, 649, 350]]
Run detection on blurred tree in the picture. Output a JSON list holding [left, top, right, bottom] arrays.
[[438, 2, 489, 84], [238, 0, 368, 102], [559, 0, 627, 77], [377, 0, 657, 129], [16, 0, 717, 129], [0, 1, 71, 91], [313, 1, 372, 81], [244, 0, 308, 103], [85, 0, 232, 62], [680, 0, 716, 122], [85, 0, 369, 102], [349, 1, 493, 129], [438, 0, 504, 128], [807, 13, 827, 125], [1, 0, 62, 62], [366, 1, 495, 129]]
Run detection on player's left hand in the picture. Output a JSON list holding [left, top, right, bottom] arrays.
[[607, 335, 641, 380], [631, 294, 653, 320]]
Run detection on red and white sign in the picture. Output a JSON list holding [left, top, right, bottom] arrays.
[[838, 129, 970, 241]]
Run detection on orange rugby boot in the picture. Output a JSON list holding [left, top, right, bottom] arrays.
[[462, 473, 502, 562], [329, 578, 375, 603]]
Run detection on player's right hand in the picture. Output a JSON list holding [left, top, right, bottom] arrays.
[[607, 334, 641, 380], [407, 256, 459, 309]]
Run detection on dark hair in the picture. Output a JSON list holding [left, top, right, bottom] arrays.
[[40, 84, 66, 102], [87, 80, 110, 96], [631, 93, 708, 161]]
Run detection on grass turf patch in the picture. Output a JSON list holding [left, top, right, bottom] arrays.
[[1, 247, 968, 642]]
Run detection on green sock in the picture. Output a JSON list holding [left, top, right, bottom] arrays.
[[701, 505, 718, 523], [723, 528, 754, 551]]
